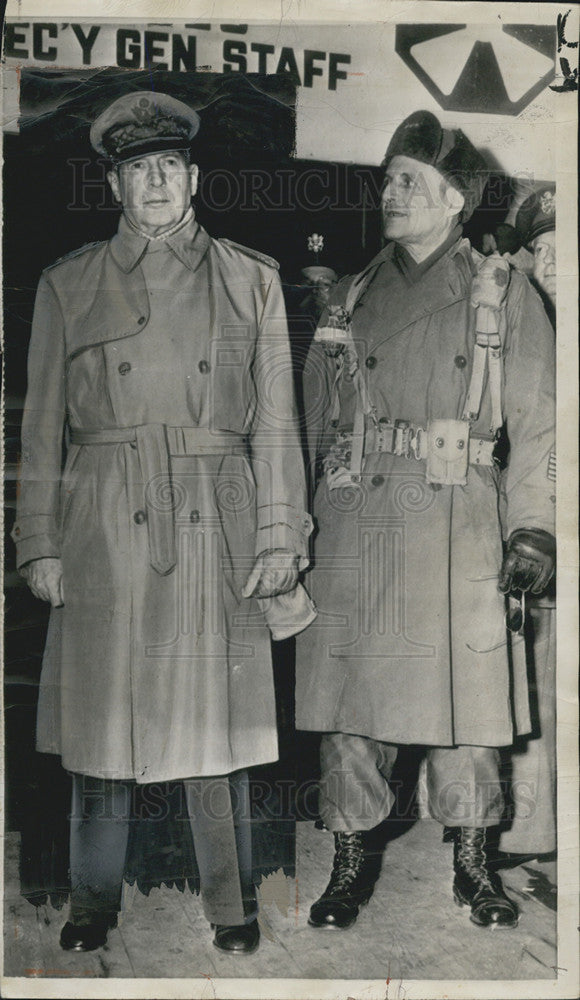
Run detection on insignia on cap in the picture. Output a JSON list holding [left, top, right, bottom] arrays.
[[539, 190, 555, 216]]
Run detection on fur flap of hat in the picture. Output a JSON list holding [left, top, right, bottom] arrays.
[[382, 110, 489, 222]]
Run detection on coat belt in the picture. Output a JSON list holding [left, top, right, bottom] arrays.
[[69, 425, 248, 575]]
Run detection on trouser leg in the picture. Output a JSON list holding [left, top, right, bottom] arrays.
[[426, 745, 504, 828], [229, 770, 258, 922], [69, 774, 131, 925], [183, 771, 255, 926], [318, 732, 398, 832]]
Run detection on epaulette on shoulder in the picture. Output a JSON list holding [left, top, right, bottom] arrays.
[[45, 240, 106, 271], [218, 238, 280, 270]]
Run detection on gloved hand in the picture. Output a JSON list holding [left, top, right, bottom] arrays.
[[242, 549, 299, 599], [21, 556, 64, 607], [498, 529, 555, 595]]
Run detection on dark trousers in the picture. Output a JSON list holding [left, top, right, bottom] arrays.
[[319, 733, 504, 831], [69, 770, 256, 927]]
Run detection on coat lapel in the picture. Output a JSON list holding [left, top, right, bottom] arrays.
[[352, 239, 474, 350], [66, 217, 212, 360]]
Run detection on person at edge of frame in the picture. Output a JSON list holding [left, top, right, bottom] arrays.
[[495, 183, 557, 859], [295, 110, 556, 932], [11, 90, 314, 955]]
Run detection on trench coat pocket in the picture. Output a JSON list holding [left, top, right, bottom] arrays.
[[461, 575, 508, 653]]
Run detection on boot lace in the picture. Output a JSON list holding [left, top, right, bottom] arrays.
[[326, 833, 366, 894], [457, 837, 496, 894]]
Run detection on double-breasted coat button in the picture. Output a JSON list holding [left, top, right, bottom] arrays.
[[435, 437, 445, 448], [133, 510, 147, 525], [454, 355, 467, 369], [198, 360, 211, 374], [365, 356, 377, 369], [371, 475, 385, 487], [189, 510, 200, 523], [118, 362, 132, 375]]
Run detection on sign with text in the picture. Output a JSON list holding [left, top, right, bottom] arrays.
[[2, 17, 570, 176]]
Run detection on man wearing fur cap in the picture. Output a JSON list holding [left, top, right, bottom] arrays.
[[296, 111, 556, 931]]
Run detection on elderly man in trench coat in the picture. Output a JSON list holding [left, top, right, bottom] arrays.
[[12, 91, 312, 955], [295, 111, 556, 931]]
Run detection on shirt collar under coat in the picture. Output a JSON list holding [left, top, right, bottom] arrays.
[[109, 209, 211, 273], [393, 223, 464, 284]]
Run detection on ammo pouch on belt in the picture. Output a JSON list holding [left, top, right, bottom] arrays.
[[425, 419, 469, 486], [324, 418, 495, 490]]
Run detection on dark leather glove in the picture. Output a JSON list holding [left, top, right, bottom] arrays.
[[498, 529, 556, 595]]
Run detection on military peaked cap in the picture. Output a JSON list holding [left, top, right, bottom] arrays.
[[515, 184, 556, 248], [90, 91, 200, 162]]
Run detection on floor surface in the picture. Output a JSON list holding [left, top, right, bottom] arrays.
[[2, 819, 557, 984]]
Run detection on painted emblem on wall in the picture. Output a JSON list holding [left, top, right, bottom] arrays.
[[396, 24, 556, 115]]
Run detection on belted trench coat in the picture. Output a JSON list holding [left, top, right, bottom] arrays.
[[295, 237, 555, 748], [13, 214, 310, 782]]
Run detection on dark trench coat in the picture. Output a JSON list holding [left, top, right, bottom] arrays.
[[13, 215, 310, 782], [295, 237, 555, 748]]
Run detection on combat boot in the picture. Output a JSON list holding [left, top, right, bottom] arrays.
[[308, 831, 379, 929], [453, 827, 518, 928]]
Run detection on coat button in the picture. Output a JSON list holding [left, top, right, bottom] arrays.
[[189, 510, 200, 523], [118, 362, 131, 375], [371, 475, 384, 487], [435, 437, 445, 448], [454, 355, 467, 369], [365, 356, 377, 369], [198, 360, 211, 374], [133, 510, 147, 525], [138, 316, 146, 325]]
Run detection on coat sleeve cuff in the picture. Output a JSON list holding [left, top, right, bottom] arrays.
[[11, 516, 61, 570], [255, 504, 313, 569]]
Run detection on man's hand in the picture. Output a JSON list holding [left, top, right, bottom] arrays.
[[242, 549, 299, 599], [21, 557, 64, 607], [498, 529, 555, 596]]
